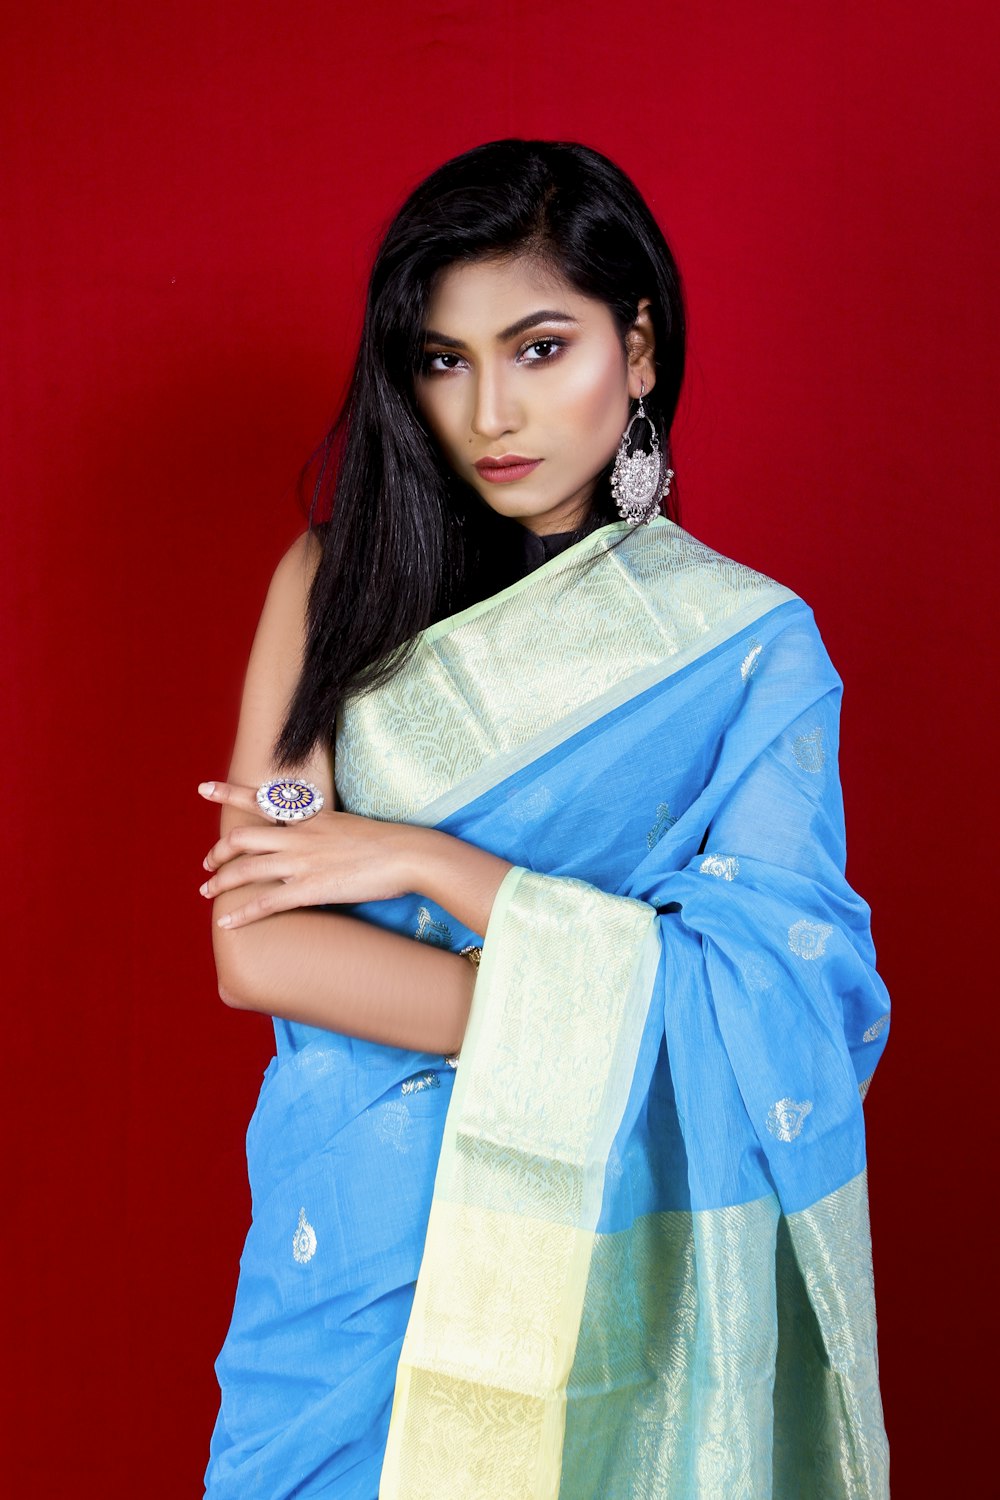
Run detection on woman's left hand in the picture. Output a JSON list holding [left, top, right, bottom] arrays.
[[198, 780, 420, 928]]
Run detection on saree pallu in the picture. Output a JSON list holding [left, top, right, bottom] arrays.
[[204, 517, 890, 1499]]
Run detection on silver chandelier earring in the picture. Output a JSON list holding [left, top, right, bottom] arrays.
[[610, 380, 675, 527]]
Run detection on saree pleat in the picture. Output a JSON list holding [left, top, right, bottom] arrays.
[[204, 518, 890, 1498], [205, 1035, 458, 1497]]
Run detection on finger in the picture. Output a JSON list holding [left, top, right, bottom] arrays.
[[215, 885, 303, 930], [197, 780, 262, 814], [200, 852, 294, 897], [203, 823, 290, 872]]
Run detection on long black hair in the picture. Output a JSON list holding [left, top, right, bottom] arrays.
[[273, 138, 687, 767]]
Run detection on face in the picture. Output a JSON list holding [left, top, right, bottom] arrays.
[[414, 255, 655, 535]]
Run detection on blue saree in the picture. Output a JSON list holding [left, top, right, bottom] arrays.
[[204, 516, 890, 1498]]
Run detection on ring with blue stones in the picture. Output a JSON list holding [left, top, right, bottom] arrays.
[[255, 778, 325, 823]]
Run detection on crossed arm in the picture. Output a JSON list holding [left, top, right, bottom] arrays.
[[201, 530, 512, 1057]]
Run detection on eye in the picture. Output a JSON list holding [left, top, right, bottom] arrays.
[[517, 337, 567, 364], [420, 351, 466, 376], [419, 338, 567, 376]]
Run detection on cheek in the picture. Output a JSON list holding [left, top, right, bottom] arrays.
[[550, 348, 628, 454], [415, 385, 462, 456]]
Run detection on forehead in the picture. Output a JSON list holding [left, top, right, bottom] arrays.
[[423, 254, 609, 337]]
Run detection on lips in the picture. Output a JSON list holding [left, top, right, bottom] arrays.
[[474, 454, 542, 484], [476, 453, 539, 471]]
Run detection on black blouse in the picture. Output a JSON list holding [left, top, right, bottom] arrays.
[[513, 523, 588, 578]]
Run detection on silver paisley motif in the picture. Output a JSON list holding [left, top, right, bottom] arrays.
[[862, 1014, 890, 1043], [741, 955, 778, 994], [788, 917, 834, 959], [766, 1097, 813, 1142], [646, 801, 677, 850], [700, 853, 740, 881], [292, 1207, 317, 1265], [740, 638, 763, 681], [505, 785, 556, 826], [792, 726, 826, 773], [373, 1100, 412, 1153]]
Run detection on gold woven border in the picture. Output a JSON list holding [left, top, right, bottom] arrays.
[[336, 519, 795, 825], [378, 867, 662, 1497]]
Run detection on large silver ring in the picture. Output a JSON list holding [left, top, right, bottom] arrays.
[[256, 778, 325, 823]]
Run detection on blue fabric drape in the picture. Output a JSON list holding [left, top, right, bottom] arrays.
[[204, 590, 889, 1498]]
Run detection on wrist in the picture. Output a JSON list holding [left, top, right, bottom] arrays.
[[395, 824, 443, 894], [400, 826, 468, 904], [400, 826, 513, 936]]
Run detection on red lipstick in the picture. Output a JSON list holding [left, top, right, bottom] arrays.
[[474, 454, 542, 483]]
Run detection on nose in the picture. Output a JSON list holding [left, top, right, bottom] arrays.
[[470, 364, 520, 441]]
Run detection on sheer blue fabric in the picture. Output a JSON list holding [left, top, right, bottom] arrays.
[[204, 586, 889, 1497]]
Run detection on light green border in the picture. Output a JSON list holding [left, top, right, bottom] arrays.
[[412, 589, 797, 828], [419, 517, 669, 645]]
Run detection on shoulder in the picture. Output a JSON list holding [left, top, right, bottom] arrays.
[[653, 519, 793, 595], [250, 528, 324, 644], [619, 518, 799, 630], [239, 528, 324, 677], [618, 520, 844, 690], [267, 527, 323, 602]]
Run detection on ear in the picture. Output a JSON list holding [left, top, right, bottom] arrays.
[[624, 297, 657, 400]]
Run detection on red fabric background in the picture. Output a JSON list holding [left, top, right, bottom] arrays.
[[3, 2, 995, 1492]]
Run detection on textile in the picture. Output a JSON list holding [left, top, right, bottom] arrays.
[[204, 517, 890, 1498]]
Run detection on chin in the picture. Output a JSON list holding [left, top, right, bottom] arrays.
[[476, 492, 538, 520]]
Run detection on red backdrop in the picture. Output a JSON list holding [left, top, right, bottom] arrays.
[[3, 2, 995, 1492]]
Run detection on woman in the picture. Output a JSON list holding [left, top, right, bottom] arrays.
[[199, 139, 890, 1498]]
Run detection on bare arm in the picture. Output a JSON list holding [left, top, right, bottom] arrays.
[[205, 530, 510, 1055], [216, 905, 479, 1055]]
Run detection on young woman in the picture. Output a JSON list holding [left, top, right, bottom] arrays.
[[199, 139, 891, 1499]]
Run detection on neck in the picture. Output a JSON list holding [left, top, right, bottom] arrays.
[[514, 512, 589, 539]]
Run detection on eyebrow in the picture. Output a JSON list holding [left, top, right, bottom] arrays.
[[422, 309, 579, 350]]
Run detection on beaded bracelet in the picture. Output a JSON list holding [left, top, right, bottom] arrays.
[[445, 945, 483, 1068]]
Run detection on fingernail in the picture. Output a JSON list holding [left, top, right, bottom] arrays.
[[198, 782, 215, 797], [203, 858, 212, 871], [217, 914, 232, 928], [199, 882, 209, 896]]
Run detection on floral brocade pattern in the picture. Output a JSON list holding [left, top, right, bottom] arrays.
[[559, 1174, 886, 1498], [379, 869, 663, 1495], [334, 519, 793, 824]]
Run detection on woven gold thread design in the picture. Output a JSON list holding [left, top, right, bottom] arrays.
[[377, 868, 661, 1496], [335, 519, 793, 824]]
